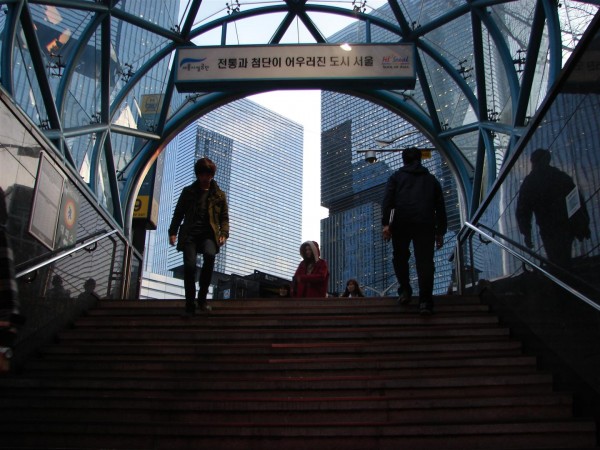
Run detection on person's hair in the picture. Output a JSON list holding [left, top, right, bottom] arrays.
[[402, 147, 422, 165], [194, 157, 217, 176], [300, 241, 318, 261], [530, 148, 551, 166], [342, 278, 364, 297], [279, 284, 291, 296]]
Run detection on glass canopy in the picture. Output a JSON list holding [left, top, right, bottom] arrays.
[[0, 0, 598, 235]]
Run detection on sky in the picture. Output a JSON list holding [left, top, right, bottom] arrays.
[[249, 91, 328, 243]]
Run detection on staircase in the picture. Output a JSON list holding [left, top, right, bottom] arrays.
[[0, 296, 597, 449]]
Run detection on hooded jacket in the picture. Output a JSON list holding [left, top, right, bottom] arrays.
[[293, 241, 329, 298], [168, 179, 229, 252], [381, 161, 447, 235]]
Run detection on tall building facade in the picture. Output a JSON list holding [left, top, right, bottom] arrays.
[[144, 98, 303, 297]]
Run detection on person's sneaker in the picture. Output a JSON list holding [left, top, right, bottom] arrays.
[[419, 301, 433, 315], [397, 287, 413, 305], [198, 301, 212, 312]]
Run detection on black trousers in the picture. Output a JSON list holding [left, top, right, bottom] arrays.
[[391, 222, 435, 300], [182, 237, 217, 310]]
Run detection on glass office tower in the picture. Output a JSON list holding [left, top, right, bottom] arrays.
[[320, 3, 478, 297], [143, 98, 303, 297], [320, 94, 460, 297]]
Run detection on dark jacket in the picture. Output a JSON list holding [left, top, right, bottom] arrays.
[[168, 179, 229, 252], [382, 162, 447, 235]]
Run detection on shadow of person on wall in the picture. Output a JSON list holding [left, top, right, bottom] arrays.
[[0, 187, 25, 372], [46, 274, 71, 300], [516, 149, 591, 273], [77, 278, 100, 302]]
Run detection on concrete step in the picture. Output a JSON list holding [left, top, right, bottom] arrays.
[[0, 379, 558, 401], [72, 313, 497, 328], [54, 324, 505, 342], [22, 354, 538, 375], [0, 420, 595, 449], [0, 394, 577, 424], [83, 296, 485, 316], [17, 364, 539, 380], [0, 372, 556, 392], [90, 296, 482, 308]]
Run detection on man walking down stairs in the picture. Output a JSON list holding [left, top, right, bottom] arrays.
[[0, 296, 597, 449]]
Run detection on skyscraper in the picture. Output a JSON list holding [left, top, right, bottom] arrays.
[[320, 93, 460, 297], [321, 4, 465, 297], [143, 98, 303, 298]]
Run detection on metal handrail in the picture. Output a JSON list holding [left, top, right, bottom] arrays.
[[15, 229, 118, 279], [475, 224, 597, 293], [463, 222, 600, 312], [476, 223, 568, 275]]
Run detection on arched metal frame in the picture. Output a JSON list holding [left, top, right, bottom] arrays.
[[0, 0, 592, 238]]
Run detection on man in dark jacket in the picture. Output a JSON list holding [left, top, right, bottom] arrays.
[[382, 148, 447, 314], [169, 158, 229, 316]]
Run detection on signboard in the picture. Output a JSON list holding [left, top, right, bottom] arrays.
[[175, 43, 416, 91], [132, 94, 165, 230], [133, 195, 149, 219], [55, 180, 79, 247], [29, 152, 64, 250], [140, 94, 164, 115], [133, 156, 162, 229]]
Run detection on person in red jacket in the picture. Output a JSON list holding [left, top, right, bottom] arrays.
[[293, 241, 329, 297]]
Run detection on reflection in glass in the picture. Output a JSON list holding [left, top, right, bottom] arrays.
[[466, 21, 600, 300], [64, 133, 95, 181], [516, 149, 591, 271], [12, 25, 49, 127], [111, 132, 148, 176]]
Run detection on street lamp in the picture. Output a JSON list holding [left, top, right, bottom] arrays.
[[375, 131, 422, 148], [357, 130, 433, 163], [363, 150, 378, 163]]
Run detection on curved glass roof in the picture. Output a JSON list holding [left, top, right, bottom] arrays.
[[0, 0, 598, 234]]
